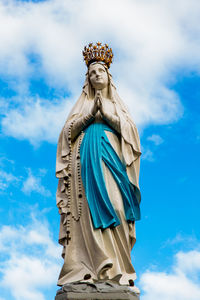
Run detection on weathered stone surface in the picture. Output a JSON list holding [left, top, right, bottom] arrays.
[[56, 56, 142, 287], [55, 282, 140, 300]]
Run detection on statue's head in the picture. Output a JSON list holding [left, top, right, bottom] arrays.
[[82, 42, 114, 98], [88, 62, 108, 90]]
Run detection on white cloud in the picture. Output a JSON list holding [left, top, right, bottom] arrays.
[[0, 156, 14, 166], [0, 163, 51, 197], [2, 97, 74, 145], [147, 134, 164, 145], [1, 0, 200, 143], [0, 218, 62, 300], [141, 149, 154, 162], [175, 250, 200, 278], [163, 233, 199, 249], [22, 168, 51, 197], [0, 170, 19, 191], [139, 249, 200, 300]]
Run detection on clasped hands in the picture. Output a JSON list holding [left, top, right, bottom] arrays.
[[91, 90, 106, 117], [90, 90, 120, 132], [69, 90, 119, 142]]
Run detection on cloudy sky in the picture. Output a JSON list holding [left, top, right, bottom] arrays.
[[0, 0, 200, 299]]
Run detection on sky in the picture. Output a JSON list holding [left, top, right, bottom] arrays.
[[0, 0, 200, 299]]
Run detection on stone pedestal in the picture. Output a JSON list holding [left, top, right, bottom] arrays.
[[55, 282, 140, 300]]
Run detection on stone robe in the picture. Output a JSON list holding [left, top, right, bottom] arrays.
[[56, 73, 141, 286]]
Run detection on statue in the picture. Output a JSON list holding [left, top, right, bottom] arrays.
[[55, 43, 141, 296]]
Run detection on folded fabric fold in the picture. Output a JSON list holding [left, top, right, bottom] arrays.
[[80, 123, 141, 229]]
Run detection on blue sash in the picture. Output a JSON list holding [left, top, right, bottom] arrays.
[[80, 123, 141, 229]]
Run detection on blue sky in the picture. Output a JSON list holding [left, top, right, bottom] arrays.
[[0, 0, 200, 299]]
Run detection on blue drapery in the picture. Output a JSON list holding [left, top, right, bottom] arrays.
[[80, 123, 141, 229]]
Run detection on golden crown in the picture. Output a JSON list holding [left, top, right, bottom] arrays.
[[82, 42, 113, 68]]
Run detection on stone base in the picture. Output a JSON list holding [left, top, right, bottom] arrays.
[[55, 282, 140, 300]]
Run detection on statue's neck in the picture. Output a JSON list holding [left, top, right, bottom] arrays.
[[95, 86, 109, 99]]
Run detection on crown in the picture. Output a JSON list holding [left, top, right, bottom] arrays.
[[82, 42, 113, 68]]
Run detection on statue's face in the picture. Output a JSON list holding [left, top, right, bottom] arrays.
[[89, 63, 108, 90]]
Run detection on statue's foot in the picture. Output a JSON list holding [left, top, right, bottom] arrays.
[[128, 280, 140, 294], [129, 279, 134, 286], [84, 274, 91, 280], [128, 285, 140, 294]]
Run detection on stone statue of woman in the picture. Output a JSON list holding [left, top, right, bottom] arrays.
[[56, 43, 141, 292]]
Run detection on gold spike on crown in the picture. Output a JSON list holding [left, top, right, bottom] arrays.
[[82, 42, 113, 68]]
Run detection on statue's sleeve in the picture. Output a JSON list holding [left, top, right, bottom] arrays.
[[102, 112, 120, 133], [56, 108, 95, 181], [65, 111, 95, 141]]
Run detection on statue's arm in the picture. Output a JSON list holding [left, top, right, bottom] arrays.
[[69, 111, 95, 141], [98, 98, 121, 133], [67, 96, 99, 141], [102, 111, 120, 133]]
